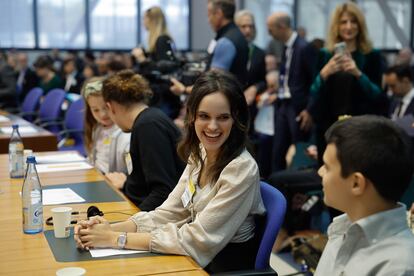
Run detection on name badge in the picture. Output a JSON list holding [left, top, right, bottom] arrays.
[[125, 153, 132, 174], [181, 178, 196, 208], [103, 136, 112, 145]]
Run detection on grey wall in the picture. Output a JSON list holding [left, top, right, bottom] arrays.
[[190, 0, 214, 50]]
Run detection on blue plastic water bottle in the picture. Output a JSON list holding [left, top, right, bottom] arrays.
[[9, 124, 24, 178], [22, 156, 43, 234]]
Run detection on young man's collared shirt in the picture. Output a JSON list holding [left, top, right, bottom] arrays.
[[315, 203, 414, 276]]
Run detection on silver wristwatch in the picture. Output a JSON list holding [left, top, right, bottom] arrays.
[[117, 232, 127, 249]]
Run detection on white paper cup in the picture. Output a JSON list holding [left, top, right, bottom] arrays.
[[56, 267, 86, 276], [51, 207, 72, 238]]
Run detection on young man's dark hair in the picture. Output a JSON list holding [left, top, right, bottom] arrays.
[[325, 115, 414, 201], [385, 64, 413, 82]]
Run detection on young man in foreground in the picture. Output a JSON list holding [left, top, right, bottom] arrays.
[[315, 115, 414, 275]]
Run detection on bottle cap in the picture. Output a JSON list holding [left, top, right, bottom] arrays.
[[26, 156, 36, 164], [12, 124, 19, 129]]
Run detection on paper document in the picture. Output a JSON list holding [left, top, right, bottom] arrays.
[[0, 115, 10, 122], [0, 125, 38, 134], [36, 153, 86, 164], [36, 162, 93, 173], [89, 248, 148, 258], [254, 105, 275, 136], [42, 188, 85, 205]]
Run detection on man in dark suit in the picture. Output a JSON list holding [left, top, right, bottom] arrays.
[[267, 12, 316, 172], [16, 52, 39, 102], [235, 9, 266, 106], [384, 64, 414, 119]]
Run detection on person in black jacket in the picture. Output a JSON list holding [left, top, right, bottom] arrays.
[[0, 53, 18, 109], [131, 6, 176, 64], [62, 57, 85, 94], [16, 52, 39, 102], [103, 69, 185, 211], [170, 0, 249, 96], [132, 6, 180, 119]]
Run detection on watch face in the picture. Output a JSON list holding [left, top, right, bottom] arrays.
[[118, 233, 127, 248]]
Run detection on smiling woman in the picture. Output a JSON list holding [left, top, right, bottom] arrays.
[[74, 70, 265, 274], [309, 1, 385, 165]]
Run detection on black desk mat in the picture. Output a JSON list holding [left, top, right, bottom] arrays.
[[44, 229, 157, 262], [44, 181, 124, 203]]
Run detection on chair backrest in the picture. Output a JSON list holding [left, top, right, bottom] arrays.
[[21, 87, 43, 121], [38, 88, 66, 122], [255, 181, 287, 270], [64, 98, 85, 142]]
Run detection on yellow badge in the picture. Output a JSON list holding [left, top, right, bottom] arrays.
[[103, 136, 112, 145], [188, 178, 196, 196]]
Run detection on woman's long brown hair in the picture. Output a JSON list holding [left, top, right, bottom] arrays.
[[177, 70, 250, 184]]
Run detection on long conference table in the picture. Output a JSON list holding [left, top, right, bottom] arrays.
[[0, 151, 207, 275], [0, 111, 58, 154]]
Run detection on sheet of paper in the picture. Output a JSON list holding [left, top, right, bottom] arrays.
[[36, 153, 86, 164], [89, 248, 148, 258], [42, 188, 85, 205], [254, 105, 275, 136], [36, 162, 93, 173], [0, 115, 10, 122], [0, 125, 38, 134]]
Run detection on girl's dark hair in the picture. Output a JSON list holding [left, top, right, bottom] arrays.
[[177, 70, 250, 184]]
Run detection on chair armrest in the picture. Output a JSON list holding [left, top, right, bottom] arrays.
[[5, 107, 20, 114], [19, 111, 38, 117], [39, 119, 64, 128], [212, 268, 278, 276], [58, 128, 84, 138], [57, 129, 84, 147], [35, 116, 63, 124]]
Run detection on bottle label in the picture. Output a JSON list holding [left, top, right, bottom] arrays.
[[9, 143, 24, 152], [22, 190, 43, 232], [23, 204, 43, 229], [9, 142, 24, 178]]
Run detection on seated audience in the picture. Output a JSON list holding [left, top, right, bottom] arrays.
[[0, 53, 18, 109], [314, 115, 414, 275], [62, 57, 85, 94], [82, 62, 99, 80], [33, 55, 63, 94], [15, 52, 39, 101], [74, 70, 265, 273]]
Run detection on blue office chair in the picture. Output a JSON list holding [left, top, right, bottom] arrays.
[[256, 181, 287, 269], [57, 98, 86, 156], [36, 88, 66, 133], [213, 182, 287, 276], [17, 87, 44, 122]]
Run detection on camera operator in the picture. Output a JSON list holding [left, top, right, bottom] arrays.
[[131, 6, 181, 118], [170, 0, 248, 97]]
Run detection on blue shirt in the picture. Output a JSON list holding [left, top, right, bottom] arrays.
[[211, 37, 236, 71], [315, 203, 414, 276]]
